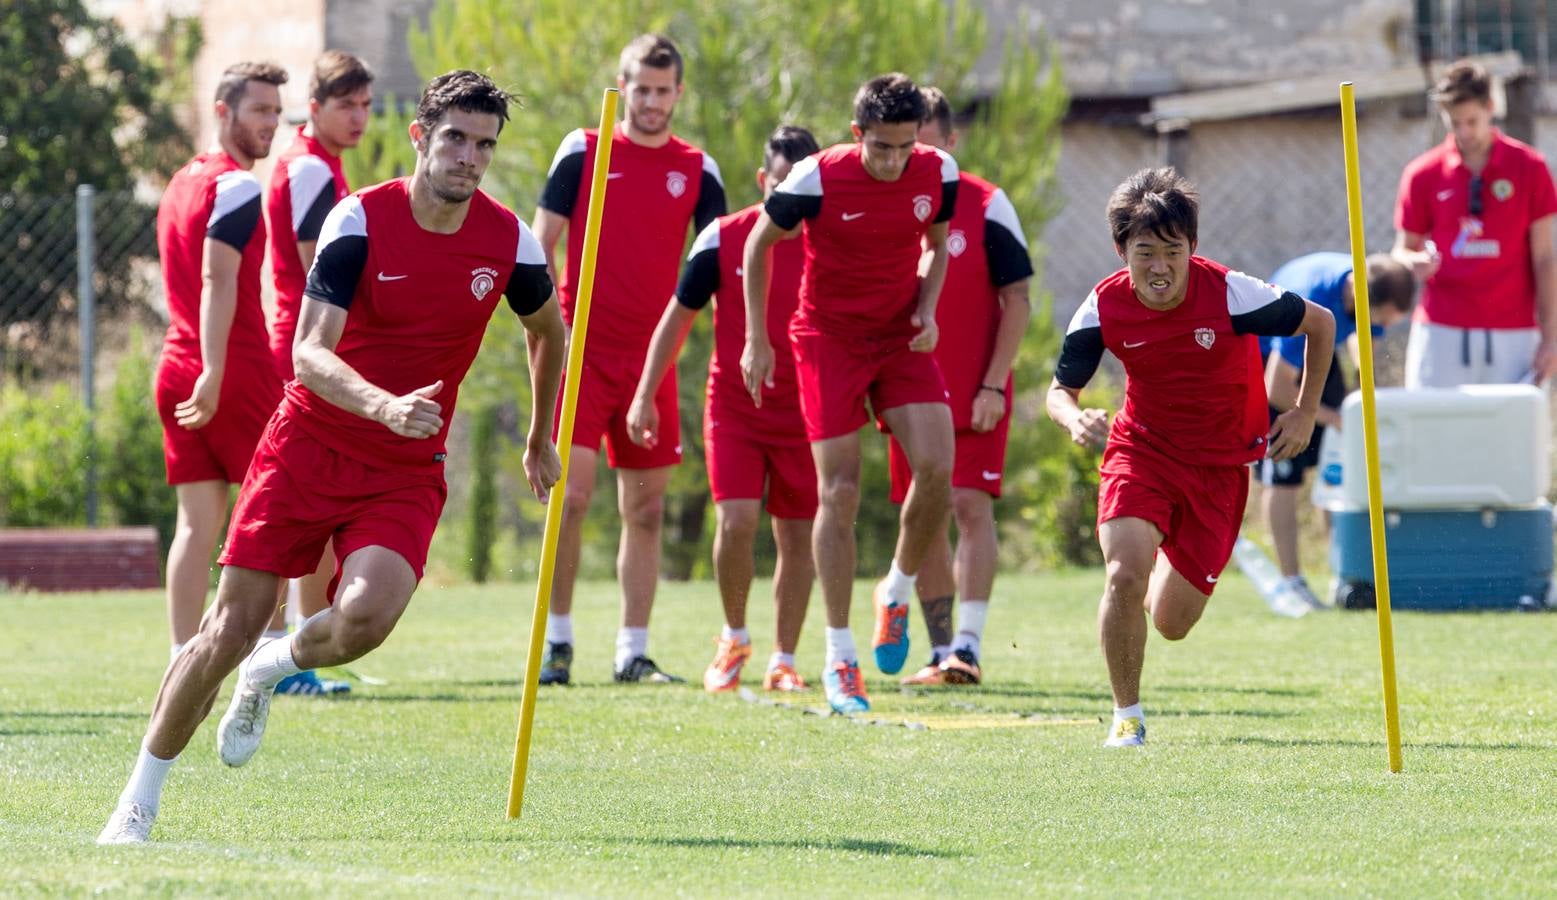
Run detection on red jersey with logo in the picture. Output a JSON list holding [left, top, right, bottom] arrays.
[[1055, 257, 1307, 466], [157, 151, 271, 367], [766, 142, 959, 339], [675, 203, 806, 435], [934, 171, 1033, 429], [288, 178, 553, 470], [1395, 130, 1557, 329], [267, 126, 350, 379], [538, 125, 726, 348]]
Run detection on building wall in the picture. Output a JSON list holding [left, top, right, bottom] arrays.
[[324, 0, 436, 107], [193, 0, 326, 149]]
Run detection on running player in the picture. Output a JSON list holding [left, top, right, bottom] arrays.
[[743, 73, 959, 714], [1048, 167, 1335, 747], [98, 70, 566, 844], [626, 126, 822, 694], [153, 61, 286, 668], [891, 87, 1033, 687], [263, 50, 374, 696]]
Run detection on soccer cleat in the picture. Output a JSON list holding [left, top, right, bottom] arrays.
[[871, 579, 910, 675], [1104, 716, 1147, 748], [96, 801, 156, 845], [762, 662, 807, 693], [938, 647, 982, 685], [899, 652, 947, 686], [537, 641, 572, 686], [822, 659, 870, 714], [703, 636, 752, 693], [217, 662, 275, 767], [274, 669, 352, 696], [614, 655, 684, 684], [1288, 577, 1326, 610]]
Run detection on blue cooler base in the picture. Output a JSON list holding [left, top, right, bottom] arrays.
[[1329, 505, 1553, 611]]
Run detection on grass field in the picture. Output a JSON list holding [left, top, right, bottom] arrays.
[[3, 570, 1555, 897]]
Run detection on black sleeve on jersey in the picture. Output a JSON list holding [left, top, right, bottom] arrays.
[[296, 185, 336, 242], [675, 246, 721, 311], [538, 152, 585, 218], [1232, 291, 1307, 337], [1054, 326, 1105, 390], [207, 195, 261, 252], [934, 179, 959, 224], [765, 192, 820, 231], [304, 235, 368, 310], [693, 172, 727, 233], [986, 222, 1035, 288], [506, 263, 554, 317]]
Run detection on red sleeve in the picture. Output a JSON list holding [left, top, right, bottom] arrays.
[[1395, 162, 1430, 235], [1526, 152, 1557, 222]]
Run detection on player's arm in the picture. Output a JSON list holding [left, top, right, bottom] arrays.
[[627, 302, 699, 449], [290, 159, 339, 296], [1228, 273, 1335, 461], [971, 188, 1036, 432], [740, 213, 796, 407], [1391, 171, 1440, 281], [911, 221, 950, 353], [505, 219, 565, 501], [1046, 291, 1109, 449], [1391, 229, 1441, 282], [175, 238, 242, 430], [1527, 213, 1557, 381], [1264, 345, 1341, 429], [531, 209, 568, 293]]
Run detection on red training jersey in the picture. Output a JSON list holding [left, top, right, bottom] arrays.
[[285, 178, 554, 470], [1395, 130, 1557, 329], [266, 126, 350, 379], [675, 203, 807, 436], [765, 142, 959, 339], [538, 124, 726, 349]]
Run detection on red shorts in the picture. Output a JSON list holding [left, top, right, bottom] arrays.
[[156, 351, 282, 485], [704, 413, 817, 519], [790, 328, 949, 442], [219, 412, 447, 591], [1096, 441, 1249, 597], [888, 412, 1011, 503], [555, 346, 681, 469]]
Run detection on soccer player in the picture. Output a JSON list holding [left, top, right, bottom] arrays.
[[1048, 167, 1335, 747], [743, 73, 959, 714], [626, 126, 822, 694], [1257, 252, 1415, 605], [153, 62, 287, 667], [891, 87, 1033, 687], [98, 70, 565, 844], [533, 34, 726, 685], [262, 50, 374, 696], [1392, 59, 1557, 386]]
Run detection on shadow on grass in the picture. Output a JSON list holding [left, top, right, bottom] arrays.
[[1219, 736, 1530, 752], [1156, 684, 1321, 699], [0, 727, 104, 736], [604, 834, 961, 858], [1, 711, 142, 719]]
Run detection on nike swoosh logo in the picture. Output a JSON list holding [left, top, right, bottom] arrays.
[[981, 470, 1001, 481], [377, 272, 408, 282], [735, 267, 744, 277], [1205, 574, 1219, 583], [1123, 339, 1147, 348], [841, 211, 866, 221], [1437, 189, 1454, 201], [606, 172, 625, 180]]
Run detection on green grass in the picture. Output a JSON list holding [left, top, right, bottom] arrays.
[[3, 571, 1554, 897]]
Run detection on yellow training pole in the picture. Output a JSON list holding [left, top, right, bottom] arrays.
[[507, 88, 620, 818], [1339, 82, 1403, 773]]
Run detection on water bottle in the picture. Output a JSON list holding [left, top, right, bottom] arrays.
[[1230, 537, 1311, 618], [1310, 427, 1344, 511]]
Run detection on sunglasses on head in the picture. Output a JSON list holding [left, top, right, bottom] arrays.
[[1469, 174, 1484, 217]]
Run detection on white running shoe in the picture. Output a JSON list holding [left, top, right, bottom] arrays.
[[97, 801, 156, 845], [1104, 715, 1147, 748], [217, 661, 275, 767]]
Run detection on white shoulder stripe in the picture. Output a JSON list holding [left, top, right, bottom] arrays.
[[315, 194, 367, 251], [516, 216, 545, 265], [209, 170, 261, 227], [546, 128, 589, 176], [935, 147, 959, 184], [1225, 269, 1284, 316], [775, 154, 822, 198], [984, 188, 1027, 250], [286, 155, 336, 231], [1066, 291, 1100, 334], [688, 220, 720, 260], [701, 152, 724, 187]]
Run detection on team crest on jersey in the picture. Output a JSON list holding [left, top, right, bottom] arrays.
[[666, 171, 688, 198], [1492, 178, 1514, 201], [470, 267, 498, 302], [947, 229, 968, 257], [1194, 327, 1216, 349], [912, 194, 933, 222]]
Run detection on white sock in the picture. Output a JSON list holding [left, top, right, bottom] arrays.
[[546, 613, 573, 645], [1114, 703, 1144, 723], [931, 643, 953, 663], [882, 561, 916, 605], [721, 625, 750, 645], [615, 627, 648, 671], [952, 600, 989, 656], [824, 627, 856, 666], [768, 651, 795, 671], [119, 743, 177, 812], [244, 635, 301, 689]]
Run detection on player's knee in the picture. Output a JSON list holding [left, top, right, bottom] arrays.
[[952, 491, 992, 530], [818, 476, 860, 512], [1153, 612, 1194, 641], [716, 508, 759, 544], [1103, 559, 1150, 604], [622, 491, 665, 531], [204, 609, 262, 667], [334, 606, 396, 657], [560, 484, 593, 521]]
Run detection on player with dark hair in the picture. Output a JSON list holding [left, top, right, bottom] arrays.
[[743, 73, 959, 713], [892, 86, 1033, 687], [627, 125, 822, 694], [263, 49, 375, 696], [98, 70, 566, 843], [1048, 167, 1335, 747], [533, 33, 726, 685]]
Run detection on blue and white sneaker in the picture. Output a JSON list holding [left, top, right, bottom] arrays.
[[871, 579, 910, 675], [274, 670, 351, 696], [1104, 716, 1146, 748], [822, 659, 870, 714]]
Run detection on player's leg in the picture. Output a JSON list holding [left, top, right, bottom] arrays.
[[1096, 516, 1162, 748], [614, 464, 678, 682], [941, 487, 996, 684], [1145, 553, 1209, 641], [705, 498, 760, 692], [1262, 484, 1303, 577], [811, 431, 869, 712], [766, 514, 815, 692], [272, 545, 352, 695], [165, 480, 229, 653], [890, 431, 956, 686], [539, 446, 597, 685]]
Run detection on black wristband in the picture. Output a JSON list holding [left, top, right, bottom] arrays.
[[979, 384, 1007, 398]]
